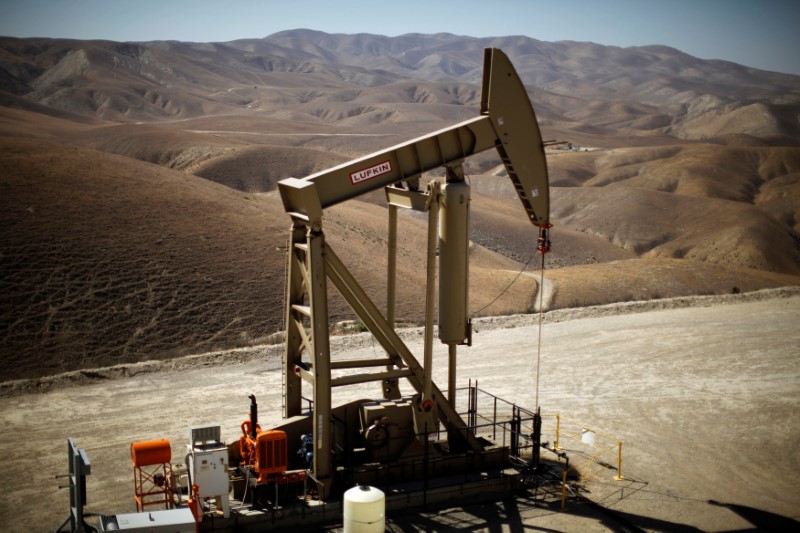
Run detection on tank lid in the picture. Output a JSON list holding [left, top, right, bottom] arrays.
[[344, 484, 385, 503]]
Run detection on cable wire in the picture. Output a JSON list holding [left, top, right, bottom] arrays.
[[473, 252, 535, 316], [535, 252, 546, 409]]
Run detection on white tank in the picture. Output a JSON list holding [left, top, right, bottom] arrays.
[[343, 485, 385, 533]]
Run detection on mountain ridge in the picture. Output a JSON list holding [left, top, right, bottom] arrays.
[[2, 31, 799, 143]]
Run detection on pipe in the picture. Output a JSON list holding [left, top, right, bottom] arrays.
[[249, 395, 258, 440], [184, 452, 193, 498]]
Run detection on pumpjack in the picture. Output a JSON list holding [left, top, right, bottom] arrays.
[[76, 48, 552, 532], [276, 47, 550, 499]]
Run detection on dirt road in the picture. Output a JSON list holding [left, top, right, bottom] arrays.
[[1, 288, 798, 531]]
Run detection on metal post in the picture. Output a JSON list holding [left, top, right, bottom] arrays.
[[467, 381, 477, 429], [510, 406, 520, 457], [55, 438, 91, 533], [474, 382, 479, 426], [532, 407, 542, 471], [422, 187, 439, 404], [383, 205, 401, 400], [492, 396, 497, 441], [387, 204, 397, 329], [283, 222, 307, 418], [448, 344, 457, 408], [615, 441, 624, 480], [307, 225, 333, 497]]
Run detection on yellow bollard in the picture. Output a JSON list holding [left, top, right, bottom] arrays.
[[614, 441, 623, 480], [561, 468, 567, 511]]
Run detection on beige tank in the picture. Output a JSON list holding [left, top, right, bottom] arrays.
[[438, 180, 470, 345]]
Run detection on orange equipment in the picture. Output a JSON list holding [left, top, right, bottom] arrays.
[[239, 424, 289, 483], [238, 395, 289, 483], [238, 419, 261, 466], [131, 438, 175, 512], [254, 430, 288, 483], [186, 483, 202, 532]]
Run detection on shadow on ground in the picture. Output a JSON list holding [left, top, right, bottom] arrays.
[[708, 500, 800, 533], [381, 492, 800, 532]]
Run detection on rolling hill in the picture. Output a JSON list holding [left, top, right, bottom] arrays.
[[1, 30, 799, 382], [0, 131, 537, 381]]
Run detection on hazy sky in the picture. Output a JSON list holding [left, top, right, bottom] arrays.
[[2, 0, 799, 75]]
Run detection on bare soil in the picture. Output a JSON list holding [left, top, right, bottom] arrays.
[[1, 34, 799, 531], [1, 287, 797, 532]]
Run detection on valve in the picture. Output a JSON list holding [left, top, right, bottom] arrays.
[[297, 434, 314, 465]]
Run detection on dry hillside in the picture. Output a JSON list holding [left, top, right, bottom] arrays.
[[0, 133, 535, 382], [1, 31, 799, 382]]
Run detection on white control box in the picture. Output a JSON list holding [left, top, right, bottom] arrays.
[[188, 425, 230, 518], [190, 446, 229, 497]]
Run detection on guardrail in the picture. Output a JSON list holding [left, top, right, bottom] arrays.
[[549, 413, 623, 482], [453, 381, 624, 509]]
